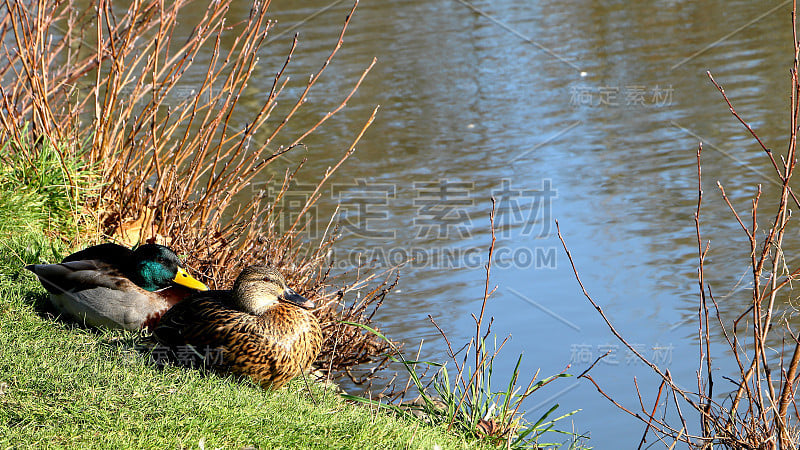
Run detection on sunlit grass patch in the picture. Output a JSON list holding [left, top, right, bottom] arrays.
[[0, 128, 98, 239]]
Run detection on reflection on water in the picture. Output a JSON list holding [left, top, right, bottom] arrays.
[[176, 0, 794, 446]]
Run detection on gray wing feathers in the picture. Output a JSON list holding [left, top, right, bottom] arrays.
[[26, 261, 126, 293], [25, 261, 167, 331]]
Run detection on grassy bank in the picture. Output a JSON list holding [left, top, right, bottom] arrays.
[[0, 150, 484, 449]]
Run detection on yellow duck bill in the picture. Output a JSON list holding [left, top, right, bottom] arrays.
[[173, 267, 209, 291]]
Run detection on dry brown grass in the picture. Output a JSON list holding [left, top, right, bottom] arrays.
[[0, 0, 394, 378]]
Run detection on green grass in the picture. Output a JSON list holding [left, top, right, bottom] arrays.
[[0, 131, 98, 238], [0, 146, 487, 449], [343, 324, 588, 449], [0, 271, 484, 448]]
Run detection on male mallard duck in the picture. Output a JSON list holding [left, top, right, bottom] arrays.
[[25, 243, 208, 331], [152, 265, 322, 390]]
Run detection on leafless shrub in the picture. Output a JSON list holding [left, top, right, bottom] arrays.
[[0, 0, 393, 376]]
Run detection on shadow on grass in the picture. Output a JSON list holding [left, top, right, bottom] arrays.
[[16, 271, 244, 387], [16, 280, 106, 335], [20, 288, 59, 320]]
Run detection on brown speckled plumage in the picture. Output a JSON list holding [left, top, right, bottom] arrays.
[[153, 266, 322, 389]]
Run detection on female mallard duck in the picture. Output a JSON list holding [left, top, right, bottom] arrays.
[[152, 265, 322, 390], [25, 243, 208, 331]]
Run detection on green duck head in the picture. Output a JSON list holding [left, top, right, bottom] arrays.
[[232, 266, 314, 315], [130, 244, 208, 292]]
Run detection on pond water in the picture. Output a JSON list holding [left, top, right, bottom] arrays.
[[184, 0, 796, 446]]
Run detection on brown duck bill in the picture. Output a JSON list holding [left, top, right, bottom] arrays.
[[281, 288, 315, 309]]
